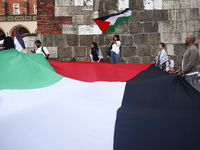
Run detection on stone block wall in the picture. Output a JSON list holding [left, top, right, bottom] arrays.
[[23, 35, 58, 58], [37, 0, 200, 69]]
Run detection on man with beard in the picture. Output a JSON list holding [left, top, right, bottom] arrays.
[[175, 34, 199, 86], [32, 40, 50, 59]]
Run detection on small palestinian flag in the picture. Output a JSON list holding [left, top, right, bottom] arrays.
[[13, 27, 25, 51], [93, 8, 132, 34]]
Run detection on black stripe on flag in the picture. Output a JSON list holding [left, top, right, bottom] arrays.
[[114, 65, 200, 150], [14, 28, 25, 50], [94, 8, 130, 21]]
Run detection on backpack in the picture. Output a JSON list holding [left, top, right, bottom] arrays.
[[41, 46, 49, 59], [107, 43, 113, 56]]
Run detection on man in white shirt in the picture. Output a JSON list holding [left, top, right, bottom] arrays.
[[34, 40, 50, 59], [107, 35, 121, 63]]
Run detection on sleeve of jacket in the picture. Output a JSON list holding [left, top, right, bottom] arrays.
[[98, 49, 104, 59], [182, 49, 198, 74], [89, 49, 92, 57]]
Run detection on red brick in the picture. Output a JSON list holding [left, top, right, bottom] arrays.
[[63, 22, 71, 24], [0, 0, 37, 15], [37, 0, 72, 34]]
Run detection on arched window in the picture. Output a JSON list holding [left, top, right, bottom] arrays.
[[10, 25, 30, 38], [0, 28, 6, 42]]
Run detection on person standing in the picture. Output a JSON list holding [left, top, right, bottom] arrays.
[[90, 42, 104, 63], [155, 43, 168, 71], [33, 40, 50, 59], [107, 35, 121, 63], [175, 34, 199, 86]]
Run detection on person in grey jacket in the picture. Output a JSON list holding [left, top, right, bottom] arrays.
[[175, 34, 199, 86]]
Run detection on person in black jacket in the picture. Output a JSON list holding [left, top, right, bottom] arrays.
[[90, 42, 104, 63], [1, 36, 15, 50]]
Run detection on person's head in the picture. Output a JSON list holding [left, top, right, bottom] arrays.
[[35, 40, 42, 48], [168, 55, 171, 60], [113, 35, 120, 41], [159, 43, 165, 50], [154, 55, 158, 61], [185, 34, 196, 46], [91, 42, 99, 51], [3, 36, 15, 50]]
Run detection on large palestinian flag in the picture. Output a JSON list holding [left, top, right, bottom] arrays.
[[93, 8, 132, 34], [0, 49, 200, 150]]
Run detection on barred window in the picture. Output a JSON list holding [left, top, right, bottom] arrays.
[[34, 4, 37, 14], [13, 3, 20, 14]]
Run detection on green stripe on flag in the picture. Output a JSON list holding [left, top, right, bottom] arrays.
[[105, 16, 131, 34], [0, 49, 63, 90]]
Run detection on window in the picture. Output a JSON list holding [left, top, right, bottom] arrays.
[[34, 4, 37, 14], [13, 3, 20, 14]]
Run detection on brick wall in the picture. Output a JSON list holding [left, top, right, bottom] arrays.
[[0, 0, 37, 15], [37, 0, 72, 34], [0, 0, 5, 14], [37, 0, 200, 69]]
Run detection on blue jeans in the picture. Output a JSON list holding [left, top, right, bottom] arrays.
[[110, 51, 120, 63]]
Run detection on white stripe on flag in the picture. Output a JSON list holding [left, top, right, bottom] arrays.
[[105, 10, 132, 25], [0, 77, 126, 150], [14, 37, 24, 51], [13, 28, 25, 51]]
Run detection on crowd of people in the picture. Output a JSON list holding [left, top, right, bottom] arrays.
[[152, 34, 199, 87], [0, 34, 199, 87], [0, 37, 50, 59]]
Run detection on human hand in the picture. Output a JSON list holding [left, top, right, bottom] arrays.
[[175, 70, 182, 76], [169, 68, 174, 74]]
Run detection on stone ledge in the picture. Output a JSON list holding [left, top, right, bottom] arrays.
[[0, 15, 37, 22]]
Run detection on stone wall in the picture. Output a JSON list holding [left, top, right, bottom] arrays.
[[37, 0, 200, 69]]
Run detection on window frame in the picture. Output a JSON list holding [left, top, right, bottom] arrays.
[[34, 4, 37, 14], [13, 3, 20, 15]]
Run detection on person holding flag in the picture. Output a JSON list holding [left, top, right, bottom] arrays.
[[107, 35, 121, 63], [93, 8, 131, 63]]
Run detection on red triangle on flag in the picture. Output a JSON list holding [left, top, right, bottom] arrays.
[[93, 19, 110, 34]]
